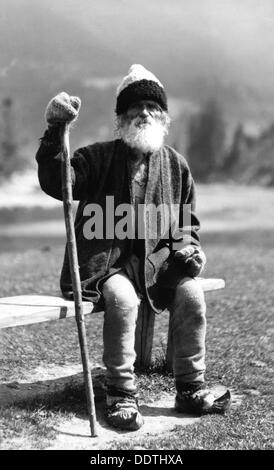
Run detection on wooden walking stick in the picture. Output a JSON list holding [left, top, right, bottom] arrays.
[[60, 123, 98, 437]]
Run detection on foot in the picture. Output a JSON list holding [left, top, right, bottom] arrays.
[[175, 383, 231, 415], [105, 394, 144, 431]]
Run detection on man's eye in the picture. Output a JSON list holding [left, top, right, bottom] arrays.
[[150, 105, 161, 113]]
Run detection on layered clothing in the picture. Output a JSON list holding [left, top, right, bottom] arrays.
[[36, 130, 201, 313]]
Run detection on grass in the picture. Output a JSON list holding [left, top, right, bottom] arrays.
[[0, 405, 59, 450], [107, 399, 273, 450], [0, 185, 274, 450]]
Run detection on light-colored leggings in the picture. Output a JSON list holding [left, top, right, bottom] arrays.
[[102, 271, 206, 393]]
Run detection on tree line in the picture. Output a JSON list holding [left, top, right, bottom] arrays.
[[1, 96, 273, 186], [0, 97, 25, 180], [173, 98, 274, 185]]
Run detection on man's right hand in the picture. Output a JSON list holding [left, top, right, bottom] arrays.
[[45, 91, 81, 126]]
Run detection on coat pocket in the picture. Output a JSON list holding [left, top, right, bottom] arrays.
[[147, 246, 170, 283]]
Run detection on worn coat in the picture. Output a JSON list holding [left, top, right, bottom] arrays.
[[36, 129, 201, 313]]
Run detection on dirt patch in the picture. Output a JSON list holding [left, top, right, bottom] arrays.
[[1, 365, 243, 450], [46, 393, 201, 450], [46, 391, 242, 450]]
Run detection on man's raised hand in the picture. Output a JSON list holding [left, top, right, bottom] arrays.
[[45, 91, 81, 126]]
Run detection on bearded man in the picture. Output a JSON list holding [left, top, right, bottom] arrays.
[[36, 64, 231, 431]]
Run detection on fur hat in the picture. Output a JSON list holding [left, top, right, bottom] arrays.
[[115, 64, 168, 115]]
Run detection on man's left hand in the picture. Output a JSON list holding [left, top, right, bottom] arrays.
[[174, 245, 206, 277]]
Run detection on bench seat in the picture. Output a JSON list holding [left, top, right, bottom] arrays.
[[0, 295, 93, 329], [0, 277, 225, 370]]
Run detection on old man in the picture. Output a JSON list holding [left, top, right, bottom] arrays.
[[36, 64, 230, 431]]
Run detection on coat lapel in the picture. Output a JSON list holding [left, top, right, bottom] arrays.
[[145, 149, 162, 207], [145, 148, 164, 250]]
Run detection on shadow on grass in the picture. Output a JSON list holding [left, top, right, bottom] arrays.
[[1, 373, 105, 419], [1, 371, 187, 442], [1, 355, 177, 423]]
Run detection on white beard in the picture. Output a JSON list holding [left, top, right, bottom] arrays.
[[119, 116, 167, 153]]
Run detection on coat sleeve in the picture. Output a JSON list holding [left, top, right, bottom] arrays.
[[35, 126, 96, 201]]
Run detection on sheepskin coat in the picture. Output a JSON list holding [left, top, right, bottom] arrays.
[[36, 129, 201, 313]]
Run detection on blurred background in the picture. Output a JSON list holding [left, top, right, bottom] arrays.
[[0, 0, 274, 251], [1, 1, 274, 451]]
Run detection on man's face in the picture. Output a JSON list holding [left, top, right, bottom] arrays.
[[117, 100, 170, 154], [126, 100, 163, 125]]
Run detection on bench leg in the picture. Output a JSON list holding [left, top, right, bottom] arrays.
[[166, 312, 173, 373], [134, 301, 155, 370], [134, 304, 173, 373]]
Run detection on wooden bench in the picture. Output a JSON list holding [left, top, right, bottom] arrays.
[[0, 278, 225, 371], [135, 278, 225, 371]]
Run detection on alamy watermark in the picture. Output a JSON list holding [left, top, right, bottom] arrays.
[[82, 196, 194, 249]]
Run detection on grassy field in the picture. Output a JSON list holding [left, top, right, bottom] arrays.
[[0, 184, 273, 450]]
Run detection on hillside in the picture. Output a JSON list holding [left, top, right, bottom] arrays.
[[0, 0, 273, 164], [224, 123, 274, 186]]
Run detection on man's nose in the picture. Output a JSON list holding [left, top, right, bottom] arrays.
[[139, 106, 150, 117]]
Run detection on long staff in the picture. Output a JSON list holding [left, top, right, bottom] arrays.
[[60, 123, 98, 437]]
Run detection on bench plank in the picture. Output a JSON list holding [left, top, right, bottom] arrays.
[[0, 295, 93, 329], [0, 278, 225, 371], [193, 278, 225, 291]]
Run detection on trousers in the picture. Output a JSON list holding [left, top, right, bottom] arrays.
[[101, 258, 206, 393]]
